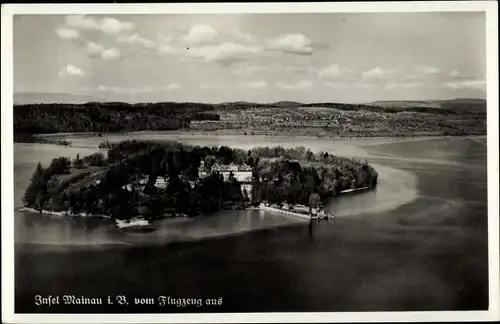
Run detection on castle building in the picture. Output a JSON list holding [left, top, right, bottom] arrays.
[[198, 161, 254, 199]]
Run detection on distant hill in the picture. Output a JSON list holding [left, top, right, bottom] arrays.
[[368, 100, 442, 109], [442, 98, 486, 104], [13, 94, 486, 116], [439, 98, 486, 113], [367, 98, 486, 113], [219, 101, 256, 105], [14, 93, 105, 105], [270, 101, 303, 108]]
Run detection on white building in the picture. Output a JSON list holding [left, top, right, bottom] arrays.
[[241, 183, 253, 200], [122, 176, 168, 191], [154, 177, 168, 189], [199, 162, 253, 183], [199, 162, 254, 200]]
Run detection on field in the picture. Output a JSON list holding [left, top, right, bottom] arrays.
[[187, 102, 486, 138]]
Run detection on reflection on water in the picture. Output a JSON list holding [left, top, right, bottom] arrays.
[[13, 134, 488, 312], [16, 210, 306, 247], [324, 163, 418, 217]]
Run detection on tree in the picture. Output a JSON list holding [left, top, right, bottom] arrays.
[[286, 182, 301, 205], [23, 162, 47, 208], [47, 157, 70, 175], [73, 153, 84, 169], [242, 188, 249, 202], [308, 192, 321, 215], [86, 152, 106, 167], [305, 149, 314, 161], [35, 190, 49, 213], [247, 156, 254, 167], [46, 176, 62, 208], [204, 155, 216, 171]]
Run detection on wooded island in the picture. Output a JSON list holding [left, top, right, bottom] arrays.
[[22, 140, 378, 221]]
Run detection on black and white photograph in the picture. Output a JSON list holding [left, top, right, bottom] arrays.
[[1, 2, 499, 323]]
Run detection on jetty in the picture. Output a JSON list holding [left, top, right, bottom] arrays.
[[256, 187, 373, 220], [258, 203, 334, 220]]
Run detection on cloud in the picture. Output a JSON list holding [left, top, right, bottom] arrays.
[[65, 15, 100, 31], [353, 82, 378, 89], [323, 82, 338, 88], [96, 85, 181, 94], [266, 34, 313, 55], [164, 83, 182, 90], [117, 33, 157, 50], [101, 48, 121, 60], [402, 82, 421, 88], [130, 86, 158, 93], [385, 82, 422, 90], [86, 42, 120, 60], [415, 66, 440, 75], [449, 69, 460, 77], [406, 66, 441, 79], [157, 39, 263, 65], [59, 64, 86, 77], [318, 65, 356, 80], [157, 44, 182, 56], [318, 65, 341, 78], [182, 24, 218, 45], [155, 25, 264, 65], [276, 80, 314, 90], [361, 67, 396, 81], [385, 83, 398, 90], [198, 83, 225, 90], [56, 27, 79, 40], [100, 17, 134, 35], [231, 65, 268, 76], [231, 29, 255, 43], [158, 25, 257, 48], [87, 42, 104, 56], [238, 81, 267, 89], [286, 66, 316, 74], [443, 79, 486, 90], [183, 42, 263, 65], [64, 15, 133, 35]]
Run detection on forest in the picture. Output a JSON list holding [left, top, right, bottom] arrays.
[[13, 102, 220, 134], [14, 133, 71, 146], [23, 140, 378, 221]]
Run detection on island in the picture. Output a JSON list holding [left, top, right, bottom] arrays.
[[21, 140, 378, 225]]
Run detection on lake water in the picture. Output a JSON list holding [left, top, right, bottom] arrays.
[[13, 133, 488, 312]]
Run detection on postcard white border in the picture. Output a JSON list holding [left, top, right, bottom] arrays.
[[2, 1, 499, 323]]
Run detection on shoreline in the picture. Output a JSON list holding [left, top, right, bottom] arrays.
[[17, 186, 374, 225], [31, 130, 486, 142], [16, 207, 111, 220]]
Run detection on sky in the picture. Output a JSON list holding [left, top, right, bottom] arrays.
[[13, 12, 487, 103]]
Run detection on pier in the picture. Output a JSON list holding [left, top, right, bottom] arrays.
[[258, 204, 335, 220], [259, 204, 312, 220], [256, 187, 373, 220]]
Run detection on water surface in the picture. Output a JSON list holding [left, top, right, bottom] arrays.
[[13, 134, 488, 312]]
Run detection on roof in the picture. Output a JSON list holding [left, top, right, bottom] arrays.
[[199, 163, 253, 172]]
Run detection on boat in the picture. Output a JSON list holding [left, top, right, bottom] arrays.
[[317, 209, 335, 220], [115, 218, 156, 232]]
